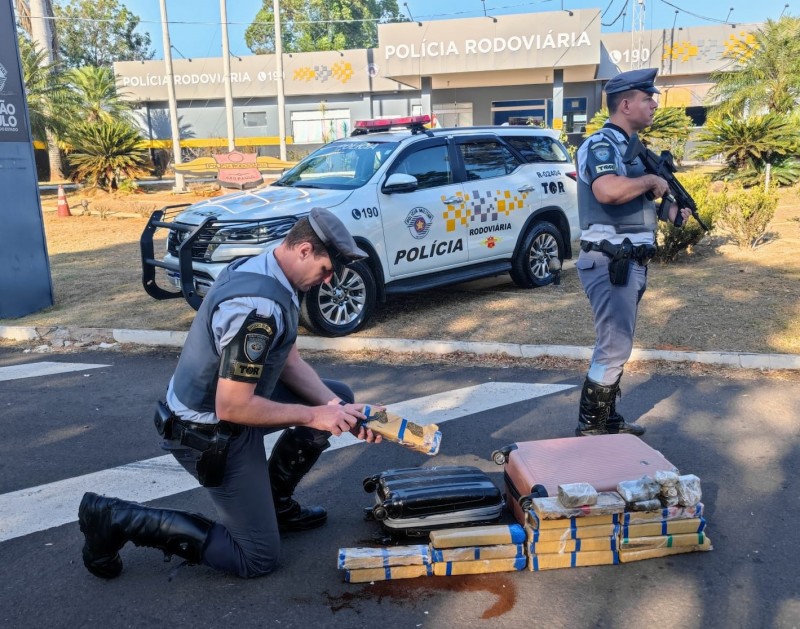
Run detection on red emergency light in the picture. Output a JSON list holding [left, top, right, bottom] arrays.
[[353, 114, 432, 133]]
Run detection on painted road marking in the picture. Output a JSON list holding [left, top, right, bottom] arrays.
[[0, 361, 110, 382], [0, 382, 573, 542]]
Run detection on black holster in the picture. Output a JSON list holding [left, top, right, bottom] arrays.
[[154, 401, 238, 488], [603, 239, 633, 286]]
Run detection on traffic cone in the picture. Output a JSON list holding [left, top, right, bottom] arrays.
[[57, 185, 72, 217]]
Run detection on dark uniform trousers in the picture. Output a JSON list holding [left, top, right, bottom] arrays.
[[165, 378, 353, 578]]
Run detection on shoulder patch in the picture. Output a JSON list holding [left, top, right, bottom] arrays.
[[590, 142, 613, 163], [219, 310, 277, 383]]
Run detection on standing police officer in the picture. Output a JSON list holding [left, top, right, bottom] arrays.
[[79, 208, 382, 579], [574, 68, 691, 437]]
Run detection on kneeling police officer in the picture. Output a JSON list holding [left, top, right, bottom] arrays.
[[79, 208, 382, 579]]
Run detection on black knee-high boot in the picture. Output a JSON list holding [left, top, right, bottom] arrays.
[[78, 492, 213, 579], [576, 378, 645, 437], [268, 429, 329, 532]]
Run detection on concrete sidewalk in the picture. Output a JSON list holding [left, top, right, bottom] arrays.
[[2, 324, 799, 371]]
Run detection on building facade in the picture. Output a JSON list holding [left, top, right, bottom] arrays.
[[112, 8, 759, 156]]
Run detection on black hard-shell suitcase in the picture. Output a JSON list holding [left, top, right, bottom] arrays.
[[363, 465, 504, 537]]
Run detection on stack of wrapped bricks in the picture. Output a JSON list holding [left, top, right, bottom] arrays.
[[616, 472, 711, 562], [338, 524, 527, 582], [527, 475, 711, 571], [429, 523, 527, 576], [527, 485, 625, 571]]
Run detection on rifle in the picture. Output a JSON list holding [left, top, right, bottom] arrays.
[[623, 134, 709, 232]]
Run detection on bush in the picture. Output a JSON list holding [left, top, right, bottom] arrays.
[[655, 173, 724, 261], [715, 185, 778, 249]]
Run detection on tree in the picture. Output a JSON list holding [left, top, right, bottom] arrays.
[[245, 0, 405, 54], [19, 38, 72, 142], [54, 0, 153, 68], [707, 15, 800, 117], [66, 65, 133, 124], [68, 119, 150, 192], [694, 113, 800, 185]]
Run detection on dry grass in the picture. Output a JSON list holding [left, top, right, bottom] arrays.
[[5, 184, 800, 357]]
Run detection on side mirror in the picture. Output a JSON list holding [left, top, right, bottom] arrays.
[[382, 173, 418, 194]]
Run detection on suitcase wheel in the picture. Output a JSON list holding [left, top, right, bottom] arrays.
[[491, 444, 517, 465], [362, 476, 379, 493], [531, 484, 548, 498], [518, 495, 534, 512], [372, 505, 388, 521]]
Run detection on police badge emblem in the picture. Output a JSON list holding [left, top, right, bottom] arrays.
[[244, 333, 268, 362], [591, 142, 612, 163]]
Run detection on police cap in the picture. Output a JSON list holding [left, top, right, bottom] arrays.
[[605, 68, 661, 95], [307, 207, 368, 269]]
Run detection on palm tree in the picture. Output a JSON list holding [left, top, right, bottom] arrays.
[[66, 65, 134, 124], [19, 38, 74, 154], [694, 113, 800, 185], [707, 16, 800, 117], [68, 120, 151, 192]]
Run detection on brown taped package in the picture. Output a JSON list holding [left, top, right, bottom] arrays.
[[429, 524, 526, 549], [529, 535, 618, 555], [622, 517, 706, 538], [620, 533, 707, 550], [621, 503, 704, 525], [433, 557, 526, 576], [431, 543, 525, 562], [619, 536, 713, 563], [531, 492, 626, 521], [527, 523, 619, 543], [529, 550, 619, 571], [342, 564, 433, 583], [362, 405, 441, 455], [337, 544, 431, 570]]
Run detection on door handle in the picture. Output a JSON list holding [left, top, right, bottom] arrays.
[[442, 196, 462, 204], [517, 185, 535, 193]]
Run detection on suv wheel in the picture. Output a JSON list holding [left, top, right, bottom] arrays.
[[510, 221, 564, 288], [300, 260, 377, 336]]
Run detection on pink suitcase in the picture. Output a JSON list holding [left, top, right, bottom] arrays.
[[492, 435, 678, 525]]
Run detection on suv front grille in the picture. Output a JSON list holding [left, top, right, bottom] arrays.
[[167, 217, 298, 262]]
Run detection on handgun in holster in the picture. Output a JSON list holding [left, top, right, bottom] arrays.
[[602, 239, 633, 286]]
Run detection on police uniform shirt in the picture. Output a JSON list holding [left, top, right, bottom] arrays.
[[165, 250, 299, 425], [577, 125, 655, 247]]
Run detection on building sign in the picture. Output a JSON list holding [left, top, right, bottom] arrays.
[[377, 10, 601, 78], [0, 40, 29, 142]]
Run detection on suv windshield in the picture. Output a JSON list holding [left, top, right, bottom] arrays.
[[276, 140, 399, 190]]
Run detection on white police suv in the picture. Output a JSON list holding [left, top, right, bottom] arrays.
[[141, 115, 578, 336]]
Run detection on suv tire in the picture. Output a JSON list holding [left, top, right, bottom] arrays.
[[510, 220, 564, 288], [300, 260, 377, 337]]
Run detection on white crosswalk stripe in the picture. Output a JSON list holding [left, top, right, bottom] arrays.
[[0, 382, 572, 542], [0, 361, 110, 382]]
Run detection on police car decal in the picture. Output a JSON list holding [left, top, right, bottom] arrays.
[[394, 239, 464, 265], [480, 236, 501, 249], [404, 207, 434, 239], [541, 180, 567, 195], [351, 206, 380, 220], [442, 189, 528, 233]]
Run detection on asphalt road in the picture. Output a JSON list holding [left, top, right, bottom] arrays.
[[1, 347, 798, 629]]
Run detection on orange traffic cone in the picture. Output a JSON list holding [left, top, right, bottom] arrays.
[[57, 185, 72, 217]]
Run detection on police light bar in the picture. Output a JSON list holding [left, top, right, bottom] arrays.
[[353, 115, 431, 132]]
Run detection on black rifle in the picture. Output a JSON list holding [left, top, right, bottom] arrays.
[[623, 134, 709, 231]]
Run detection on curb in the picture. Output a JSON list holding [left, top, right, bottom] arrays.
[[2, 325, 800, 371]]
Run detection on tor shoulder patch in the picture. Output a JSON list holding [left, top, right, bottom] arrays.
[[219, 310, 277, 383], [590, 141, 613, 164]]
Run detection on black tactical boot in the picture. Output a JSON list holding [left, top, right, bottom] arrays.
[[605, 377, 645, 436], [78, 492, 213, 579], [575, 378, 645, 437], [269, 429, 329, 532]]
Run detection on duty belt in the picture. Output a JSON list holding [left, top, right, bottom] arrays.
[[580, 239, 657, 266], [154, 401, 241, 451]]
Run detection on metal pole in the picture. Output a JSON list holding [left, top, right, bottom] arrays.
[[159, 0, 186, 192], [273, 0, 287, 160], [220, 0, 236, 152]]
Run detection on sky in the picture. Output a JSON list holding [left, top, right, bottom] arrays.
[[123, 0, 795, 60]]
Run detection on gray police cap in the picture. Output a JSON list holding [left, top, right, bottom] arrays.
[[307, 207, 368, 264], [605, 68, 661, 95]]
